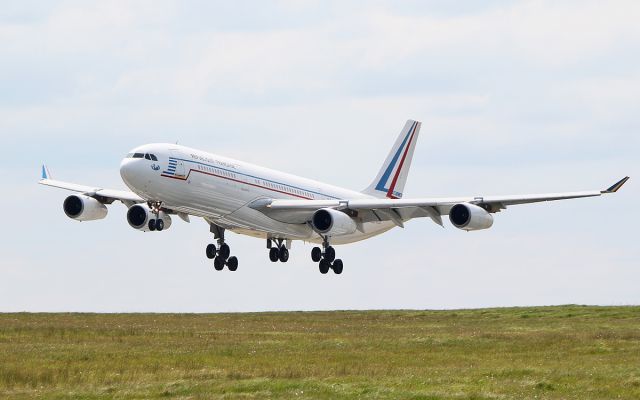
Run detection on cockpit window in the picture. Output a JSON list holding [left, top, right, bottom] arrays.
[[128, 152, 158, 160]]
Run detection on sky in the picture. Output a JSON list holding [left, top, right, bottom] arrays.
[[0, 0, 638, 312]]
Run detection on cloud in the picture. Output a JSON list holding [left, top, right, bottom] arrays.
[[1, 1, 638, 311]]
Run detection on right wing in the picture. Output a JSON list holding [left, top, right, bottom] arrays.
[[39, 164, 144, 207]]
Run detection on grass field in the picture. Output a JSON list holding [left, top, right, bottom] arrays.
[[1, 306, 639, 399]]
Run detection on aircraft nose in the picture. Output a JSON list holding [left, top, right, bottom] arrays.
[[120, 158, 135, 186]]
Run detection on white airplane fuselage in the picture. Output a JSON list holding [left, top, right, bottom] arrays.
[[119, 143, 396, 245]]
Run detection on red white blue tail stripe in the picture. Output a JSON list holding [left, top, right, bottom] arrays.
[[372, 120, 420, 199]]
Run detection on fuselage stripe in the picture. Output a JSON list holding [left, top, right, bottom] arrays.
[[161, 168, 315, 200], [165, 157, 340, 200]]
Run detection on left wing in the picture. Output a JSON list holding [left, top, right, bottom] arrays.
[[251, 177, 630, 227], [39, 164, 144, 206]]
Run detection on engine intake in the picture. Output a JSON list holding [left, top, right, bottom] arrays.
[[311, 208, 357, 237], [63, 195, 108, 221], [127, 204, 172, 231], [449, 203, 494, 231]]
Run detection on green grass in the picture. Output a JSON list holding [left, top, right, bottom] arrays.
[[1, 306, 639, 399]]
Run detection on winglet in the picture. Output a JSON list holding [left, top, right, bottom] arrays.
[[41, 164, 52, 180], [603, 176, 629, 193]]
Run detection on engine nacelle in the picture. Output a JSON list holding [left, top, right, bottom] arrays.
[[449, 203, 494, 231], [63, 195, 108, 222], [126, 204, 172, 232], [311, 208, 357, 237]]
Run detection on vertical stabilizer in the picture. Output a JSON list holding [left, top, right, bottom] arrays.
[[362, 120, 421, 199]]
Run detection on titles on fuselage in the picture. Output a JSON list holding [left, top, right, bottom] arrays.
[[190, 153, 239, 170]]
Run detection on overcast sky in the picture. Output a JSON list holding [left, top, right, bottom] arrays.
[[1, 1, 638, 312]]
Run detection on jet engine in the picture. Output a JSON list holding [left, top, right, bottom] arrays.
[[311, 208, 357, 236], [449, 203, 494, 231], [126, 204, 172, 232], [63, 194, 108, 221]]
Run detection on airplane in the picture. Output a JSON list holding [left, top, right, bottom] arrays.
[[39, 120, 629, 275]]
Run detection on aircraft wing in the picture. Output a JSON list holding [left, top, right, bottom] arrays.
[[251, 177, 629, 227], [38, 165, 144, 206]]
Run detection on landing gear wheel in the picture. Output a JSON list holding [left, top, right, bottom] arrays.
[[227, 256, 238, 271], [148, 219, 156, 231], [311, 247, 322, 262], [324, 246, 336, 263], [206, 244, 217, 259], [269, 248, 279, 262], [156, 219, 164, 231], [219, 243, 231, 260], [214, 257, 225, 271], [332, 259, 343, 275], [319, 259, 330, 274], [279, 248, 289, 263]]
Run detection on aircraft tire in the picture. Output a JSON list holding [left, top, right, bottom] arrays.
[[214, 257, 225, 271], [269, 248, 279, 262], [156, 219, 164, 231], [332, 259, 343, 275], [324, 246, 336, 263], [219, 244, 231, 260], [319, 259, 330, 274], [227, 256, 238, 271], [311, 247, 322, 262], [206, 244, 217, 259], [279, 248, 289, 263]]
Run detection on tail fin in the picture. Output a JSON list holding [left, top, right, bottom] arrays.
[[362, 120, 421, 199]]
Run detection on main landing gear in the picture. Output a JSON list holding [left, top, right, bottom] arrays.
[[311, 237, 343, 275], [267, 239, 289, 263], [148, 201, 165, 231], [205, 224, 238, 271]]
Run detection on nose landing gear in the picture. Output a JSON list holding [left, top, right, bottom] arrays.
[[148, 201, 165, 231], [312, 237, 343, 274], [205, 224, 239, 271]]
